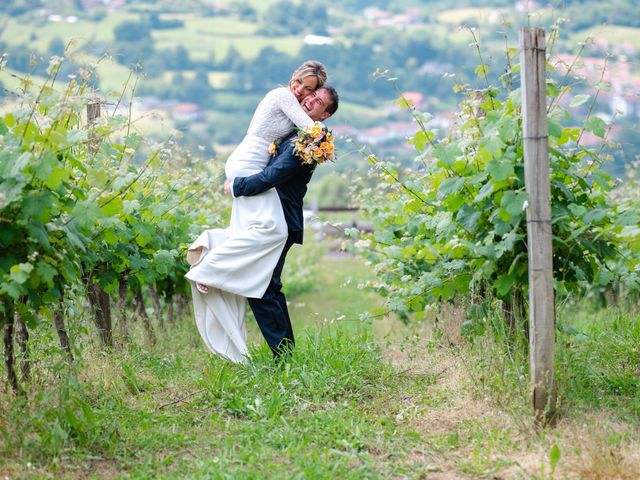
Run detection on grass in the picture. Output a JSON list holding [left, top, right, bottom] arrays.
[[573, 25, 640, 49], [1, 251, 640, 478]]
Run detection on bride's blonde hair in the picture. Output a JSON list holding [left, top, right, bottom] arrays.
[[291, 60, 327, 88]]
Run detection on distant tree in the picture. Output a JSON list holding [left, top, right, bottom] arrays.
[[146, 12, 184, 30], [143, 55, 167, 78], [219, 45, 244, 71], [259, 1, 328, 36], [310, 174, 350, 207], [326, 0, 387, 12], [232, 46, 294, 92], [182, 68, 213, 105], [174, 45, 192, 70], [1, 0, 43, 15], [115, 39, 154, 68], [233, 1, 257, 22], [114, 20, 151, 43], [47, 37, 66, 58], [5, 46, 33, 73], [157, 46, 192, 70], [113, 18, 155, 67]]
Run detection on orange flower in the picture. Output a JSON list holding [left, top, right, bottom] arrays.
[[321, 142, 335, 155]]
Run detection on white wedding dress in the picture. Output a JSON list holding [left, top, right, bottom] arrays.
[[185, 87, 314, 363]]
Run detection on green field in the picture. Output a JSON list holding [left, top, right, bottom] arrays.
[[436, 7, 510, 25], [574, 24, 640, 49], [0, 11, 304, 69], [0, 12, 138, 51]]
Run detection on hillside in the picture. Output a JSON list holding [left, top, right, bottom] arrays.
[[1, 0, 639, 184]]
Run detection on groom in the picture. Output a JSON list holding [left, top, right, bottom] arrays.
[[224, 85, 339, 357]]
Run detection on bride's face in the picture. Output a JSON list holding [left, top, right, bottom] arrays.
[[290, 75, 318, 101]]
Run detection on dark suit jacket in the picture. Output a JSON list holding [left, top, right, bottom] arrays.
[[232, 133, 316, 244]]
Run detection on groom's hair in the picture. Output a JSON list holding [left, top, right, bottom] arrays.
[[321, 86, 339, 116]]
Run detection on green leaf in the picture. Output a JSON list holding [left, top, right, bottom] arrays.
[[71, 200, 102, 230], [548, 118, 562, 139], [432, 144, 462, 167], [0, 281, 23, 300], [409, 130, 430, 152], [584, 116, 606, 138], [65, 129, 88, 146], [494, 274, 514, 297], [45, 165, 69, 190], [101, 197, 124, 217], [568, 203, 587, 217], [558, 127, 580, 146], [583, 209, 607, 224], [569, 94, 590, 107], [597, 269, 612, 286], [103, 229, 119, 245], [474, 182, 494, 203], [592, 169, 613, 191], [457, 205, 481, 233], [36, 261, 58, 286], [33, 152, 57, 183], [9, 263, 34, 284], [487, 159, 514, 182], [480, 135, 504, 157], [87, 166, 109, 187], [395, 96, 413, 110], [444, 193, 466, 212], [546, 81, 560, 97], [497, 117, 518, 143], [475, 65, 489, 78], [497, 208, 512, 222], [27, 222, 51, 247], [500, 191, 528, 218], [438, 177, 466, 198]]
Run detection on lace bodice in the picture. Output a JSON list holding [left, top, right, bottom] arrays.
[[246, 87, 314, 142]]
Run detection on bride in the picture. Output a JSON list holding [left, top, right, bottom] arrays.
[[184, 60, 327, 363]]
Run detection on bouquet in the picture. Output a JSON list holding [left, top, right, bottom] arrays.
[[292, 121, 336, 165]]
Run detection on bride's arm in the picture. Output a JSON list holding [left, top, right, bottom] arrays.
[[271, 88, 314, 129]]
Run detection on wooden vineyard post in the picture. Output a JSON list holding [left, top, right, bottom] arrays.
[[87, 99, 101, 153], [520, 28, 556, 424], [85, 99, 114, 348]]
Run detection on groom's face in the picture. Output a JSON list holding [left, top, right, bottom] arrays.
[[301, 89, 332, 122]]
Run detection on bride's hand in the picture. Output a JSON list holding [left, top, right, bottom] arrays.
[[224, 179, 232, 196]]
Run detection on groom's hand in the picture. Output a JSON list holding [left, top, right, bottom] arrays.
[[224, 179, 232, 196]]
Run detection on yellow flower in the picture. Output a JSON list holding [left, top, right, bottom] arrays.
[[325, 133, 334, 143], [268, 142, 278, 155], [321, 142, 335, 155], [311, 124, 322, 137]]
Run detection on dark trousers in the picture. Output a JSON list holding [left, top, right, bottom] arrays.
[[249, 236, 296, 356]]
